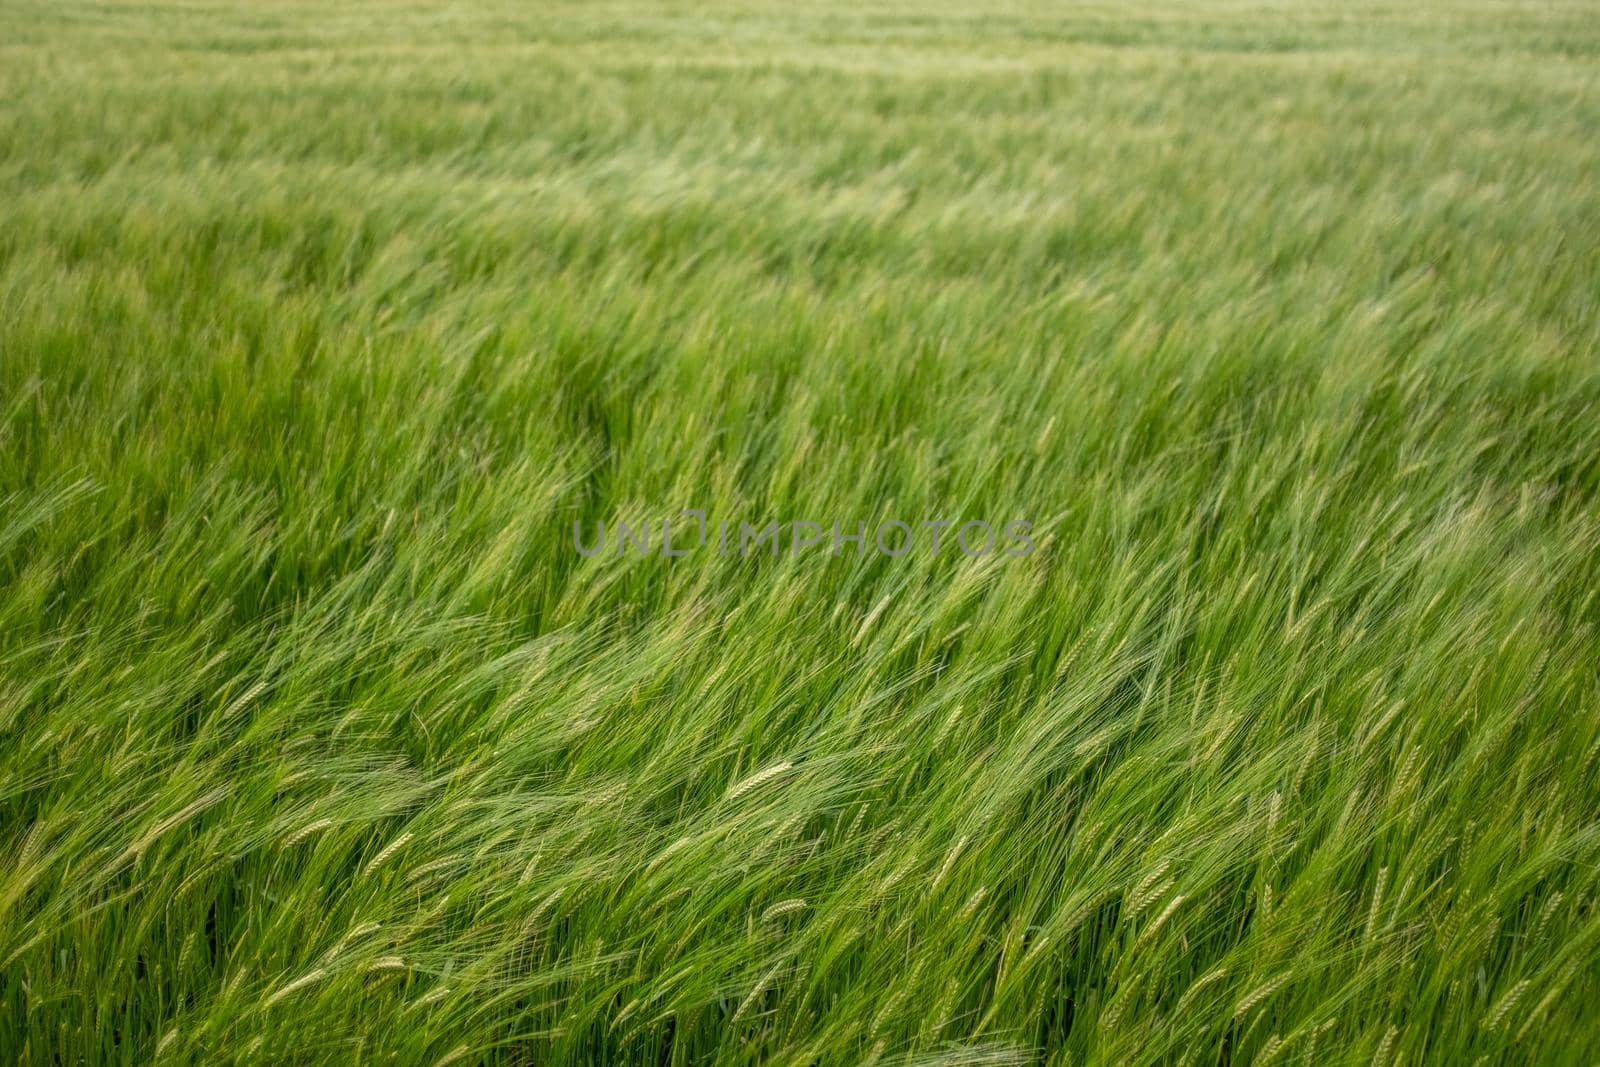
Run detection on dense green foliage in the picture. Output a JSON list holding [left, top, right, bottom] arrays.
[[2, 0, 1599, 1062]]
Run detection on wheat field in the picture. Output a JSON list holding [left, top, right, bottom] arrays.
[[2, 0, 1599, 1063]]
